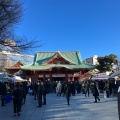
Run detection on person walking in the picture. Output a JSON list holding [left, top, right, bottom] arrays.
[[85, 81, 90, 97], [105, 81, 110, 98], [65, 82, 71, 106], [42, 81, 47, 105], [22, 82, 27, 104], [81, 81, 85, 94], [11, 83, 21, 117], [71, 82, 75, 96], [93, 81, 100, 103], [1, 82, 7, 106], [19, 83, 26, 110], [33, 82, 38, 100], [56, 81, 62, 96], [37, 81, 43, 107], [117, 80, 120, 120]]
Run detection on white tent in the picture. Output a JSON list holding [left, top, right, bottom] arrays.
[[8, 76, 25, 82], [109, 71, 120, 79], [8, 77, 16, 81]]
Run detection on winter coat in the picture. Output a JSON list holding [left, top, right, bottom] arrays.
[[93, 84, 99, 96], [37, 84, 43, 96], [65, 84, 71, 97], [56, 82, 62, 93], [11, 87, 22, 104]]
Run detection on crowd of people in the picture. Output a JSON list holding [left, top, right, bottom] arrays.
[[0, 79, 119, 117], [55, 79, 118, 103]]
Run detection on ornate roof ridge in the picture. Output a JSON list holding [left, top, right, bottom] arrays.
[[36, 51, 80, 53]]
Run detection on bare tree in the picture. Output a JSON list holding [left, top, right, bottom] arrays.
[[0, 0, 42, 53]]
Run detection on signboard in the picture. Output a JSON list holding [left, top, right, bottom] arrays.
[[45, 74, 50, 77], [52, 74, 65, 77], [39, 75, 43, 78], [96, 73, 108, 77]]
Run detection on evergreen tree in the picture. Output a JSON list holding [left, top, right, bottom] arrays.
[[96, 54, 118, 72]]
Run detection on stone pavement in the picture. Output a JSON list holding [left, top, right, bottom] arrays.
[[0, 93, 119, 120]]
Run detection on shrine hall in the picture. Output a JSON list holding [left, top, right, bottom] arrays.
[[21, 51, 95, 81]]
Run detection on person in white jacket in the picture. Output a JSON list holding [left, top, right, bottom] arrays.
[[56, 81, 62, 96]]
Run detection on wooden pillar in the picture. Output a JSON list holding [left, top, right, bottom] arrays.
[[65, 69, 68, 81], [72, 73, 74, 81], [35, 71, 39, 81], [66, 74, 68, 81], [10, 70, 12, 75], [43, 71, 45, 81], [84, 73, 86, 81], [50, 69, 53, 81], [50, 71, 52, 81], [66, 73, 68, 81], [33, 70, 37, 82], [31, 71, 32, 82]]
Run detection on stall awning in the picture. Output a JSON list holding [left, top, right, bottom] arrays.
[[91, 76, 108, 80]]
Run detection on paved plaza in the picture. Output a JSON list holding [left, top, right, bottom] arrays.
[[0, 93, 119, 120]]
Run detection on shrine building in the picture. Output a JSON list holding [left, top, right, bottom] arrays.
[[5, 60, 25, 75], [21, 51, 95, 82]]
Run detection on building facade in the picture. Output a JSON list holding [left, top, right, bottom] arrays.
[[21, 51, 95, 82], [85, 55, 98, 65], [5, 61, 25, 75]]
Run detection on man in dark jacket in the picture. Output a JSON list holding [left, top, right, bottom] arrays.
[[19, 83, 26, 110], [65, 82, 71, 106], [33, 82, 38, 100], [1, 82, 7, 106], [117, 80, 120, 120], [37, 81, 43, 107], [42, 82, 47, 105], [11, 83, 22, 116], [93, 81, 100, 103]]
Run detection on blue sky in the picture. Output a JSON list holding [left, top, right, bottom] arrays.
[[15, 0, 120, 60]]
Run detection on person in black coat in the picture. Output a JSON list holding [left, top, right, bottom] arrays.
[[42, 82, 47, 105], [70, 82, 75, 96], [19, 83, 26, 110], [11, 83, 22, 116], [117, 80, 120, 120], [65, 82, 71, 106], [33, 82, 38, 100], [92, 81, 100, 103], [1, 82, 7, 106], [37, 81, 43, 107]]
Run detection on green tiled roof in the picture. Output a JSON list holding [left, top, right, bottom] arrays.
[[33, 51, 82, 65], [21, 51, 95, 70], [21, 63, 95, 70]]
